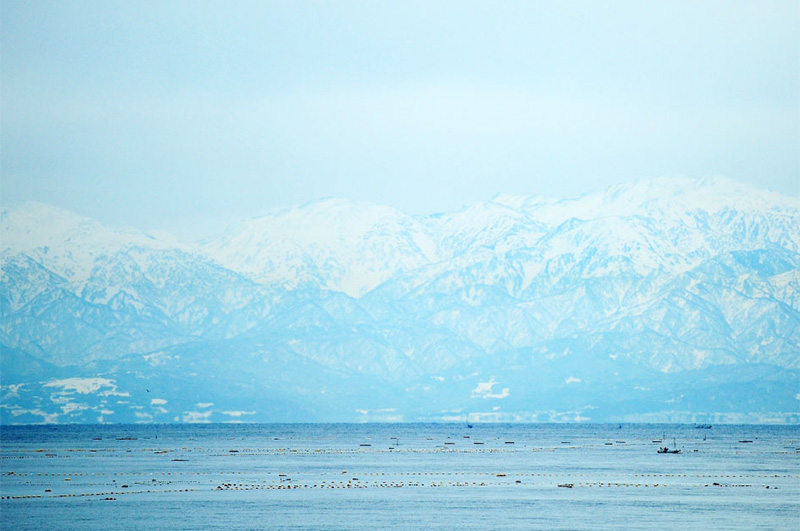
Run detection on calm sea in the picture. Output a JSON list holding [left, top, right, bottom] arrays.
[[1, 423, 798, 530]]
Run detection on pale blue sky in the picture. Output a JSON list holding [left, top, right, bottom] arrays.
[[2, 0, 798, 239]]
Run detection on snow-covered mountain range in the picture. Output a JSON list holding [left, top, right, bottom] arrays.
[[2, 177, 799, 424]]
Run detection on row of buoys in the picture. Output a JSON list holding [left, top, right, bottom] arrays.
[[206, 480, 761, 490], [201, 447, 519, 456], [213, 481, 500, 491], [1, 479, 785, 501], [8, 448, 146, 453], [7, 445, 541, 458], [1, 471, 214, 477], [0, 489, 195, 500], [4, 470, 795, 481], [4, 441, 792, 456]]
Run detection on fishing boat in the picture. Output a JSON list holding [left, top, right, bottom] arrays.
[[657, 436, 682, 454], [657, 446, 682, 454]]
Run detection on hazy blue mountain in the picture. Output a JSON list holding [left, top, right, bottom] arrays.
[[2, 178, 799, 424]]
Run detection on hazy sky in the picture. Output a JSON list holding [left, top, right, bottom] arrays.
[[2, 0, 798, 239]]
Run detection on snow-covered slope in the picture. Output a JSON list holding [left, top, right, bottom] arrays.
[[2, 178, 799, 424], [201, 198, 439, 297], [0, 202, 180, 283]]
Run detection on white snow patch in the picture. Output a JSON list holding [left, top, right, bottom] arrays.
[[60, 402, 88, 415], [472, 379, 497, 395], [693, 349, 709, 364], [44, 378, 120, 395], [142, 352, 172, 367], [11, 408, 60, 423], [183, 410, 213, 423], [2, 384, 24, 398], [471, 378, 510, 399], [355, 408, 402, 421], [488, 388, 510, 399]]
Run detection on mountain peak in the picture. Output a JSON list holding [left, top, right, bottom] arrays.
[[1, 202, 99, 249], [1, 202, 178, 282], [600, 176, 800, 214]]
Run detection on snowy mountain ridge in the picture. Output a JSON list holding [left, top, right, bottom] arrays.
[[1, 177, 799, 424], [0, 202, 183, 284], [199, 176, 800, 296]]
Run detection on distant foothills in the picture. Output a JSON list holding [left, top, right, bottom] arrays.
[[1, 177, 799, 424]]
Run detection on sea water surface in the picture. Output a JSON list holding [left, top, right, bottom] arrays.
[[1, 423, 798, 530]]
